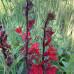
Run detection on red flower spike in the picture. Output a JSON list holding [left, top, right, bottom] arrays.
[[15, 27, 22, 33]]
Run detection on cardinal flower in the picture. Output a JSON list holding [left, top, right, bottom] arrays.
[[15, 27, 22, 33], [44, 49, 58, 61], [45, 27, 54, 38], [49, 45, 57, 51], [49, 52, 58, 61], [28, 48, 41, 57], [0, 26, 2, 29], [45, 37, 52, 46], [45, 63, 57, 74], [30, 43, 40, 49], [1, 31, 5, 37], [28, 43, 41, 57], [24, 32, 32, 40], [29, 61, 44, 74], [28, 20, 35, 30]]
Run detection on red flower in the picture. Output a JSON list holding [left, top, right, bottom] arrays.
[[1, 31, 5, 37], [15, 27, 22, 33], [49, 52, 58, 61], [45, 27, 54, 38], [0, 45, 2, 48], [45, 37, 52, 46], [49, 45, 57, 51], [28, 48, 41, 57], [0, 26, 2, 29], [23, 6, 26, 10], [7, 56, 13, 66], [29, 61, 44, 74], [0, 30, 12, 66], [28, 43, 41, 57], [24, 32, 32, 40], [44, 49, 58, 61], [2, 35, 7, 43], [30, 43, 40, 49], [44, 49, 51, 56], [45, 63, 57, 74], [20, 48, 24, 50], [28, 20, 35, 30]]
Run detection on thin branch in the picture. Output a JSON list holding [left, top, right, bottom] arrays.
[[42, 18, 49, 74], [25, 0, 30, 71]]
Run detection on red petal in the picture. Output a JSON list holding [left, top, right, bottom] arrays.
[[40, 61, 44, 66], [0, 26, 2, 29], [51, 66, 57, 71], [15, 27, 22, 33], [20, 48, 24, 50], [45, 37, 52, 46]]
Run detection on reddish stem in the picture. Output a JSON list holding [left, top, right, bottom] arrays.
[[25, 0, 29, 71], [42, 18, 49, 74]]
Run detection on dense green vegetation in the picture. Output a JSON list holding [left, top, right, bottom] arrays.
[[0, 0, 74, 74]]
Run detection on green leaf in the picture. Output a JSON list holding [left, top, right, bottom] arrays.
[[17, 62, 24, 74], [57, 49, 63, 56], [62, 61, 69, 67], [65, 51, 71, 55], [61, 66, 70, 72]]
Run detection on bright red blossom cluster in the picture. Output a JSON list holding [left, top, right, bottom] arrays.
[[15, 18, 58, 74], [15, 0, 58, 73]]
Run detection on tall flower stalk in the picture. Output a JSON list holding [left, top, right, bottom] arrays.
[[15, 0, 58, 74], [25, 0, 29, 71], [42, 12, 56, 74]]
